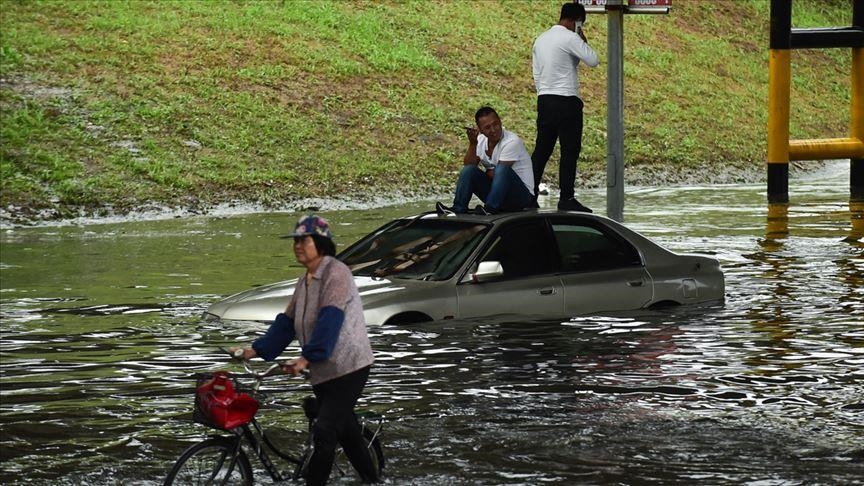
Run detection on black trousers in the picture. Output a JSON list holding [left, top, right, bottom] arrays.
[[306, 365, 377, 486], [531, 95, 585, 202]]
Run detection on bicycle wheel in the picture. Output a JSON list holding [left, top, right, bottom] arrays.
[[163, 437, 253, 486], [363, 426, 385, 477]]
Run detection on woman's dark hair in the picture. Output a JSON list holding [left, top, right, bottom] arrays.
[[311, 234, 337, 257]]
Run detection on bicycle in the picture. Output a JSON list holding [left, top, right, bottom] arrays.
[[164, 353, 384, 485]]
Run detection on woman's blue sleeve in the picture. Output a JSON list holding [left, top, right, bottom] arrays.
[[251, 312, 296, 361], [300, 306, 344, 362]]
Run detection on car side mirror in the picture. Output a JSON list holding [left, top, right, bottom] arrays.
[[471, 261, 504, 283]]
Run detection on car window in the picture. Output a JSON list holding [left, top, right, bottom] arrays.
[[551, 222, 642, 272], [478, 220, 557, 279], [339, 219, 489, 281]]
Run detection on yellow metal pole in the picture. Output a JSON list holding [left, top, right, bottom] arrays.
[[788, 137, 864, 160], [767, 50, 791, 166], [852, 47, 862, 143], [767, 48, 791, 243], [850, 46, 863, 238]]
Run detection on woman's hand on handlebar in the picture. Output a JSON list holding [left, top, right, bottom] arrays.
[[281, 357, 309, 376], [228, 346, 257, 361]]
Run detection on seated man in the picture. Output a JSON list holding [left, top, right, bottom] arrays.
[[437, 106, 535, 215]]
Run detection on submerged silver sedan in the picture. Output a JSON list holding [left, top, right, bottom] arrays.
[[204, 210, 724, 324]]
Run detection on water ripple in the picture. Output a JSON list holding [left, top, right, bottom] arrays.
[[2, 172, 864, 484]]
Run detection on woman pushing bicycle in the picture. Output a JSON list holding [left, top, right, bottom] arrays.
[[231, 214, 379, 485]]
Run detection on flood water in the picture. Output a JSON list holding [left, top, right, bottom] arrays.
[[1, 162, 863, 485]]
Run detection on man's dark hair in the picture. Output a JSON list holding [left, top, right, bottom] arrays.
[[311, 234, 337, 257], [560, 3, 586, 21], [474, 106, 499, 125]]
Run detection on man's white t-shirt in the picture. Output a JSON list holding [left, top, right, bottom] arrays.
[[532, 24, 600, 98], [476, 128, 535, 196]]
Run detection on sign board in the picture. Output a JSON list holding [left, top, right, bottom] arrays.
[[576, 0, 671, 14]]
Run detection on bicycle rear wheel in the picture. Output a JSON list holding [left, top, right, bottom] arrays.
[[163, 437, 253, 486]]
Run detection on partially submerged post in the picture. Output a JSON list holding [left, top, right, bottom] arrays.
[[767, 0, 863, 239], [578, 0, 671, 222]]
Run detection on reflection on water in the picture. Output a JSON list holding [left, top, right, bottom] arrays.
[[1, 166, 863, 484]]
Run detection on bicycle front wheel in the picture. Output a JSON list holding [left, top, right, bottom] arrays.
[[363, 426, 385, 478], [164, 437, 253, 486]]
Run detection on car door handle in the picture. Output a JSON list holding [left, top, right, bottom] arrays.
[[627, 280, 644, 287], [538, 287, 558, 296]]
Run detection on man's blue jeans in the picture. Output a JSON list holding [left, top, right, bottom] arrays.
[[452, 164, 534, 213]]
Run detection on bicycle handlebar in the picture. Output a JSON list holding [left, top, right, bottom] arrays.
[[215, 347, 309, 385], [243, 360, 284, 379]]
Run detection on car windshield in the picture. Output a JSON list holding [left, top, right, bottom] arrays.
[[339, 218, 489, 281]]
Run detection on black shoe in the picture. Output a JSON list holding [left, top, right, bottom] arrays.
[[473, 204, 493, 215], [557, 198, 593, 213], [435, 201, 455, 215]]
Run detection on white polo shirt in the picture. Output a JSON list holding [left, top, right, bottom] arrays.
[[476, 128, 535, 196], [532, 24, 600, 98]]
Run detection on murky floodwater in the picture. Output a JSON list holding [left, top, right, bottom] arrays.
[[2, 162, 863, 485]]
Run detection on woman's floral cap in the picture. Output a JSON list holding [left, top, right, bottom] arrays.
[[289, 215, 333, 239]]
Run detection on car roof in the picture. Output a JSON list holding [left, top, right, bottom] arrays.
[[402, 208, 679, 265], [408, 208, 614, 224]]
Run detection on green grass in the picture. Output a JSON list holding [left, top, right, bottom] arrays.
[[0, 0, 856, 219]]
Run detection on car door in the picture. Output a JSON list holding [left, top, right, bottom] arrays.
[[456, 218, 565, 318], [550, 218, 653, 315]]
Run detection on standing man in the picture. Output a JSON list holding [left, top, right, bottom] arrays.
[[531, 2, 599, 212], [436, 106, 535, 215]]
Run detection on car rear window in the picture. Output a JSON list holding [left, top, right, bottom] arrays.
[[339, 219, 489, 281]]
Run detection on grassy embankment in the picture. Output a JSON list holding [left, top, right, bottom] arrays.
[[0, 0, 854, 221]]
